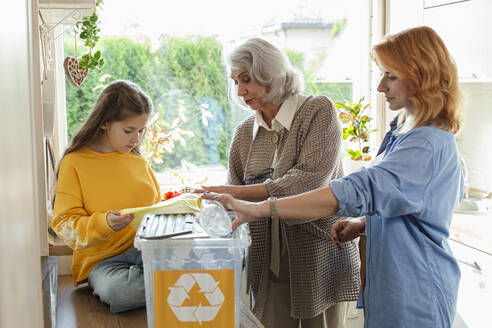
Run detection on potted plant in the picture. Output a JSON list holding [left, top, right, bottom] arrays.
[[335, 97, 377, 172]]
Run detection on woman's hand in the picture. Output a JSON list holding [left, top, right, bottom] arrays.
[[201, 192, 267, 230], [194, 185, 243, 199], [330, 218, 365, 249], [194, 184, 269, 202], [106, 211, 135, 232]]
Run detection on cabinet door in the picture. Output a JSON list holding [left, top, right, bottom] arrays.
[[449, 240, 492, 328]]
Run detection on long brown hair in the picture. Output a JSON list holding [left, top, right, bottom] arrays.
[[51, 80, 153, 208], [371, 26, 463, 134], [63, 80, 153, 157]]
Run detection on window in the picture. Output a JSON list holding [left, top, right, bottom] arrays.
[[61, 0, 372, 189]]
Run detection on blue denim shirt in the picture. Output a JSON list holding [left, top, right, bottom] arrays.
[[331, 126, 464, 328]]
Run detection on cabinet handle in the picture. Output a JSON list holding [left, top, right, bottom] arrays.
[[457, 259, 482, 272]]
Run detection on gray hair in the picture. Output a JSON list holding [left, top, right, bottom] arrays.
[[227, 38, 304, 105]]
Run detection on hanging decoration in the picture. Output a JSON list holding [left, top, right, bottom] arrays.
[[63, 0, 104, 88], [64, 31, 88, 88], [64, 57, 89, 88], [39, 19, 53, 81]]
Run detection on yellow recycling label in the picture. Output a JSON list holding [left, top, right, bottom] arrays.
[[154, 269, 235, 327]]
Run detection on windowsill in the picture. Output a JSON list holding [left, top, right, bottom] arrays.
[[450, 212, 492, 255], [48, 232, 73, 256], [155, 164, 228, 193]]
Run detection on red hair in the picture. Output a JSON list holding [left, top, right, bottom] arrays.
[[371, 26, 463, 134]]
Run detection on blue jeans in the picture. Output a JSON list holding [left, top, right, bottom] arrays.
[[88, 247, 146, 313]]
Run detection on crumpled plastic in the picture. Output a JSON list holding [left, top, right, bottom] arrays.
[[121, 193, 202, 231], [198, 200, 233, 237]]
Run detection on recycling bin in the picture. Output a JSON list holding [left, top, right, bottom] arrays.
[[135, 213, 251, 328]]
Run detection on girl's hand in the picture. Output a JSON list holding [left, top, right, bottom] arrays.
[[201, 192, 264, 230], [330, 218, 365, 249], [106, 211, 135, 232]]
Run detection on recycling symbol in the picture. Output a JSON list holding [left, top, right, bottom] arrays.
[[167, 273, 225, 324]]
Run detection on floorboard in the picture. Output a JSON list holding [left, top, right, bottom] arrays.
[[57, 275, 147, 328]]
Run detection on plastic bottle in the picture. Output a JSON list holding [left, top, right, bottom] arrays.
[[198, 200, 233, 237]]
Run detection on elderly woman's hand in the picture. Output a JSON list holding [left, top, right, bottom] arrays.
[[201, 192, 267, 230], [330, 218, 366, 250], [193, 185, 244, 199]]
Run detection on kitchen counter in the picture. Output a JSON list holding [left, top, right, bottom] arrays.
[[450, 212, 492, 255]]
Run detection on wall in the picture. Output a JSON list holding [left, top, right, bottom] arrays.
[[0, 0, 45, 326], [387, 0, 423, 32], [422, 0, 492, 193], [457, 81, 492, 192], [383, 0, 492, 195]]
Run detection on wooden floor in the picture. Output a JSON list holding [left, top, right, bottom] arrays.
[[57, 274, 265, 328], [57, 275, 147, 328]]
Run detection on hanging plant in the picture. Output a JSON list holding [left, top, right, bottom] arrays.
[[76, 0, 104, 72], [64, 0, 104, 88]]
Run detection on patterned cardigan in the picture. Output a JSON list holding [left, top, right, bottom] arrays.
[[227, 95, 360, 319]]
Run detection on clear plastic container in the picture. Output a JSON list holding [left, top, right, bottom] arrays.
[[135, 212, 250, 328]]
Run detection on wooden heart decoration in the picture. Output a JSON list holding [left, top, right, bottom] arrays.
[[63, 56, 89, 88]]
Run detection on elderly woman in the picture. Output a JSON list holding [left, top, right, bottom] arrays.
[[201, 38, 359, 328]]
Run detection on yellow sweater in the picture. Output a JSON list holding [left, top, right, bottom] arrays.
[[52, 148, 161, 285]]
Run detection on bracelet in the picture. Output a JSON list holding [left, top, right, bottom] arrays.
[[268, 197, 278, 219]]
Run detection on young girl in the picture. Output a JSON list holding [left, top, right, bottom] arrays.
[[52, 80, 161, 313]]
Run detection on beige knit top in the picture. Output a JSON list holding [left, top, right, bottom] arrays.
[[227, 95, 360, 319]]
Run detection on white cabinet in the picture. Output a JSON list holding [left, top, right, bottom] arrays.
[[449, 239, 492, 328]]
